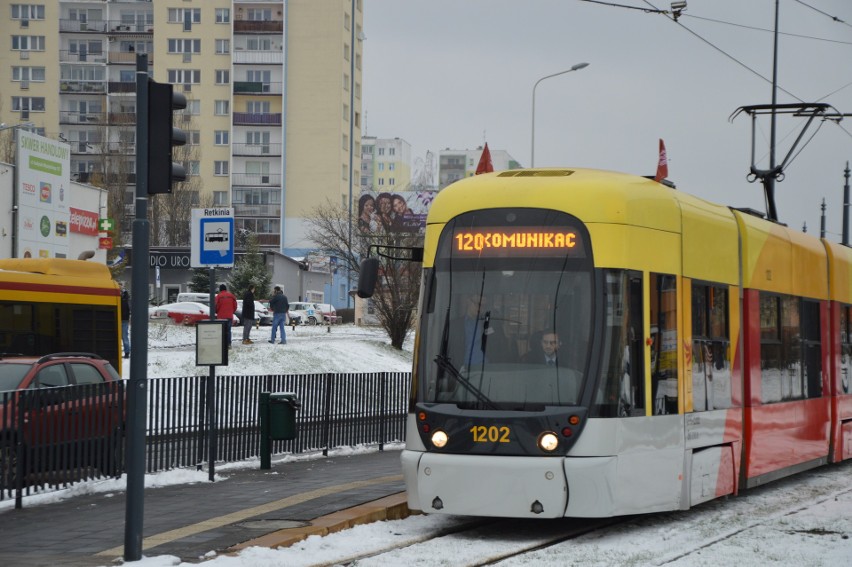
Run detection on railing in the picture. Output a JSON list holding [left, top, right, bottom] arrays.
[[59, 81, 106, 94], [59, 111, 105, 125], [234, 20, 283, 33], [108, 82, 135, 94], [109, 51, 152, 65], [232, 173, 281, 186], [233, 81, 283, 95], [1, 372, 411, 508], [232, 142, 282, 156], [232, 112, 282, 126], [232, 204, 282, 217], [232, 50, 283, 65], [59, 50, 107, 64]]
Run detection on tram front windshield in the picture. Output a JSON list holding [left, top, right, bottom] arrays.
[[418, 209, 593, 410]]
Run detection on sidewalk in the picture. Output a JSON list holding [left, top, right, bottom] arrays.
[[0, 449, 408, 566]]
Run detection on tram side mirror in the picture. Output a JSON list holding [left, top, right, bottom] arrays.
[[357, 257, 380, 298]]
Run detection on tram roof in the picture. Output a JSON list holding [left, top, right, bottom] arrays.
[[427, 167, 731, 233]]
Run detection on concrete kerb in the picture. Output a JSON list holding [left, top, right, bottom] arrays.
[[229, 492, 415, 552]]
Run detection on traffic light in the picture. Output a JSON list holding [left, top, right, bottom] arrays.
[[147, 80, 187, 194]]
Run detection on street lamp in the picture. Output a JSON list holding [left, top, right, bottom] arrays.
[[530, 62, 589, 168], [0, 122, 35, 133]]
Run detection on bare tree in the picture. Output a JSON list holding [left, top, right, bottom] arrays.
[[305, 199, 422, 349]]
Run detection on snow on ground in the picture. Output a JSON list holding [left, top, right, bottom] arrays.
[[135, 322, 414, 378]]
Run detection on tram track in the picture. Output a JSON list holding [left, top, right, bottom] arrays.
[[313, 516, 621, 567]]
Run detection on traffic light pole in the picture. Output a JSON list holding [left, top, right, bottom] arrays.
[[125, 53, 150, 562]]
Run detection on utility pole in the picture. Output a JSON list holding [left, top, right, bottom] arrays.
[[844, 162, 850, 246]]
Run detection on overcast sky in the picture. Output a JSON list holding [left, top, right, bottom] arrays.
[[362, 0, 852, 239]]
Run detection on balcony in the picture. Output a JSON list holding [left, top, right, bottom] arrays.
[[232, 50, 283, 65], [59, 19, 108, 33], [108, 20, 154, 34], [60, 80, 106, 94], [233, 112, 281, 126], [108, 111, 136, 125], [60, 50, 107, 64], [109, 50, 152, 65], [233, 81, 282, 95], [232, 173, 281, 186], [233, 204, 281, 217], [234, 20, 283, 33], [59, 111, 105, 125], [231, 142, 282, 157], [108, 82, 136, 94]]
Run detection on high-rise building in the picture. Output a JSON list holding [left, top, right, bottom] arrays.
[[0, 0, 363, 255], [438, 147, 522, 189]]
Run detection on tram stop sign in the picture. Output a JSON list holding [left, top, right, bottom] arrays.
[[190, 208, 234, 268]]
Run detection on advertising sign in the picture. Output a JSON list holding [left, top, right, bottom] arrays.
[[356, 190, 435, 236], [70, 208, 100, 236], [16, 131, 71, 259]]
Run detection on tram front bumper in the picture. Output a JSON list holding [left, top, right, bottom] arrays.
[[402, 450, 568, 518]]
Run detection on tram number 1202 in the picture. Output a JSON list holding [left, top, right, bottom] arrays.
[[470, 425, 511, 443]]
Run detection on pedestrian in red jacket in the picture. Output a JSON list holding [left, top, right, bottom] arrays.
[[215, 284, 238, 348]]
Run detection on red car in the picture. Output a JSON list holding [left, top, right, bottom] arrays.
[[0, 353, 125, 487], [149, 301, 238, 326]]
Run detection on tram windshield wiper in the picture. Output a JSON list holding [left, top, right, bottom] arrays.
[[434, 354, 497, 410]]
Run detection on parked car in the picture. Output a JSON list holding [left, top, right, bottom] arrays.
[[0, 353, 124, 484], [148, 302, 238, 326], [289, 302, 321, 325], [235, 300, 271, 326], [314, 303, 340, 324]]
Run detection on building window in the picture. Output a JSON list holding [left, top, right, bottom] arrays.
[[11, 4, 46, 20], [214, 161, 229, 176], [214, 131, 229, 145], [378, 148, 385, 156], [344, 12, 351, 31], [185, 99, 201, 116], [215, 39, 230, 54], [354, 82, 361, 100], [344, 43, 350, 62], [12, 66, 45, 82], [247, 9, 272, 21], [215, 69, 230, 84], [167, 69, 201, 85], [389, 147, 396, 156], [187, 161, 200, 176], [342, 134, 348, 151], [389, 163, 395, 171], [167, 39, 201, 54], [215, 8, 230, 24], [378, 178, 384, 186], [12, 96, 45, 112], [343, 103, 349, 121], [12, 35, 45, 51], [168, 8, 200, 24], [214, 100, 230, 115], [343, 73, 349, 91], [213, 191, 228, 205], [342, 163, 348, 181], [354, 112, 360, 128], [185, 130, 200, 145], [378, 163, 384, 171]]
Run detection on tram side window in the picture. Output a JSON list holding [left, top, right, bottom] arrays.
[[842, 305, 852, 395], [759, 293, 822, 403], [691, 282, 731, 411], [592, 270, 645, 417], [651, 274, 678, 415]]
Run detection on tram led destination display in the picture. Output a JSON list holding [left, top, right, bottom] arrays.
[[452, 226, 586, 258]]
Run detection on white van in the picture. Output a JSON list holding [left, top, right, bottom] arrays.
[[176, 292, 210, 305]]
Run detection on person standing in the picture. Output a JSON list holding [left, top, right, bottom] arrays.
[[120, 285, 131, 359], [268, 286, 289, 344], [215, 284, 238, 348], [241, 284, 256, 344]]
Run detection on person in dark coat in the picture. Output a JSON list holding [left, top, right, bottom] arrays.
[[241, 285, 256, 344], [268, 286, 289, 344], [120, 286, 131, 358]]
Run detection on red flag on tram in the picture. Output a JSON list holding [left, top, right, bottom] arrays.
[[475, 143, 494, 175], [654, 138, 668, 182]]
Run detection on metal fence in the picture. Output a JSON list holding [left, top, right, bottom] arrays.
[[1, 372, 411, 507]]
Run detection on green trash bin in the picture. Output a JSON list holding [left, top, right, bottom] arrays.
[[268, 392, 299, 440]]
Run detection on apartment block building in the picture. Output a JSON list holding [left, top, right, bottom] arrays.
[[360, 136, 412, 193], [0, 0, 363, 256], [438, 147, 522, 189]]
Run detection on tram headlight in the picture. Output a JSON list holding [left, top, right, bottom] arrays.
[[431, 430, 449, 448], [538, 431, 559, 452]]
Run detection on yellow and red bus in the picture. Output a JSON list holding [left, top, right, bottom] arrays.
[[0, 259, 122, 373], [385, 167, 852, 519]]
